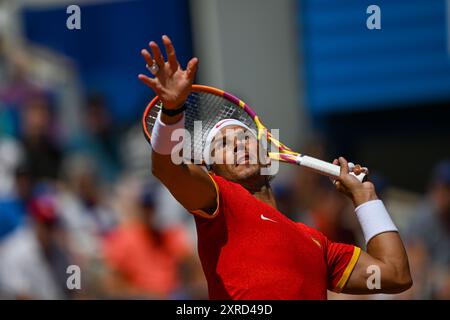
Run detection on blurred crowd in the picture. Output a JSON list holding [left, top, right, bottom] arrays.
[[0, 37, 449, 300], [0, 38, 206, 299]]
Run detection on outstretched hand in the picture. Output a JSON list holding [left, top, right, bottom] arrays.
[[332, 157, 378, 207], [138, 35, 198, 109]]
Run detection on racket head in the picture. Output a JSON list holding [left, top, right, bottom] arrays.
[[142, 85, 261, 163]]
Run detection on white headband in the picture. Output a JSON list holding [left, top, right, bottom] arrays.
[[203, 119, 256, 165]]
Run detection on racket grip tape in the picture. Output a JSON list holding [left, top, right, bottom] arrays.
[[296, 155, 367, 182]]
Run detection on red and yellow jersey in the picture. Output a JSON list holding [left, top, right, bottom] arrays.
[[192, 174, 361, 300]]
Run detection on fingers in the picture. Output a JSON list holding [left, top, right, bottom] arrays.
[[138, 74, 156, 90], [353, 164, 362, 175], [331, 158, 339, 182], [142, 36, 198, 81], [162, 35, 179, 71], [348, 162, 355, 172], [332, 157, 355, 198], [350, 163, 369, 176], [186, 57, 198, 81], [149, 41, 165, 68], [141, 49, 154, 68], [338, 156, 349, 176], [335, 157, 367, 176], [334, 180, 343, 191]]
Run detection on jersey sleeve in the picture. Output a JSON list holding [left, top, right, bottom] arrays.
[[299, 225, 362, 293], [189, 173, 220, 219], [325, 240, 361, 292]]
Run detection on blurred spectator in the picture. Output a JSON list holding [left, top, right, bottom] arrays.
[[68, 93, 121, 183], [304, 178, 357, 245], [405, 161, 450, 299], [102, 182, 193, 299], [58, 154, 116, 239], [57, 154, 117, 296], [0, 168, 69, 299], [293, 136, 327, 215], [20, 94, 62, 181]]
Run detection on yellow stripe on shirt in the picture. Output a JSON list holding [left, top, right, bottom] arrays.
[[334, 246, 361, 293]]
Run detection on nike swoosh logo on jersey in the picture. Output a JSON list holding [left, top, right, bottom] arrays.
[[260, 214, 277, 223]]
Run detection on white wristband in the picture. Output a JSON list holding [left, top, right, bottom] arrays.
[[355, 199, 398, 245], [151, 111, 185, 155]]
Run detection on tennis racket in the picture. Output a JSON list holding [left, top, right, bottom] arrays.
[[142, 84, 366, 182]]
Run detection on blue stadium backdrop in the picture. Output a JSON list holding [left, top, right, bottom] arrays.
[[300, 0, 450, 115], [22, 0, 193, 123]]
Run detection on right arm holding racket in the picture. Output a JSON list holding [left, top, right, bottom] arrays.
[[138, 36, 411, 293], [138, 35, 217, 214]]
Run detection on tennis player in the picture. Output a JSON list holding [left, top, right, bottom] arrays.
[[138, 35, 412, 299]]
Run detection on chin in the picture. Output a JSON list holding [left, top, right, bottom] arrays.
[[233, 164, 261, 181]]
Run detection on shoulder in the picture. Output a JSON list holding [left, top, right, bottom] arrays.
[[209, 174, 251, 200], [210, 174, 238, 189], [192, 174, 252, 221], [294, 222, 326, 241]]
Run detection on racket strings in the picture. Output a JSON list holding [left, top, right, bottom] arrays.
[[145, 91, 257, 161]]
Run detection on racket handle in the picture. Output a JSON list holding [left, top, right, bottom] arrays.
[[296, 155, 367, 182]]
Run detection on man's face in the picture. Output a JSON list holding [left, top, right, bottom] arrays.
[[209, 125, 268, 183]]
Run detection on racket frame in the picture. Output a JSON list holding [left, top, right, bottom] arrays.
[[142, 84, 366, 182]]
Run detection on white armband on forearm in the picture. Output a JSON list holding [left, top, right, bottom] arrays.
[[151, 112, 185, 155], [355, 199, 398, 245]]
